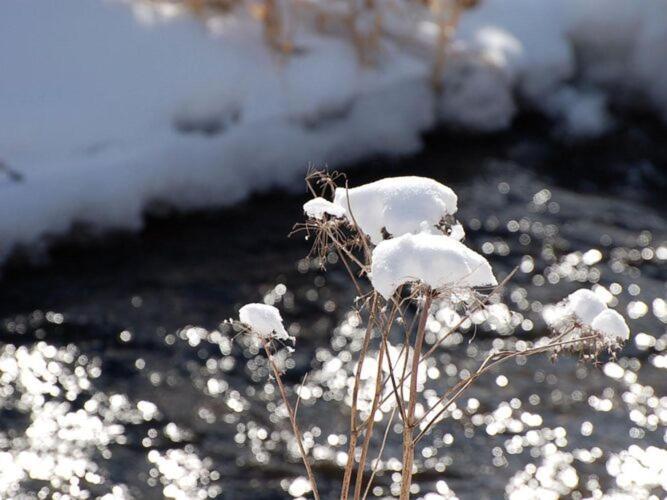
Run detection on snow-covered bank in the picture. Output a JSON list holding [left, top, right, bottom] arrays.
[[1, 0, 666, 260]]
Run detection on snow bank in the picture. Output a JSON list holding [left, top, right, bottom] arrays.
[[0, 0, 434, 260], [333, 177, 458, 244], [1, 0, 667, 260], [370, 233, 496, 299], [238, 304, 292, 342]]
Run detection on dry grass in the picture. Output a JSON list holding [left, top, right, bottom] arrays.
[[152, 0, 479, 82]]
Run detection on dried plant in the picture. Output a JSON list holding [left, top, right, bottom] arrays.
[[233, 171, 631, 499]]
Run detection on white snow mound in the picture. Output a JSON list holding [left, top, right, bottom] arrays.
[[591, 309, 630, 342], [239, 303, 292, 342], [333, 177, 458, 244], [545, 288, 631, 346], [370, 233, 497, 299], [566, 288, 607, 324], [303, 197, 346, 220]]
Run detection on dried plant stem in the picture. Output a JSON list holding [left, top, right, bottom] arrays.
[[362, 406, 397, 500], [432, 0, 461, 92], [353, 299, 401, 499], [329, 232, 367, 299], [353, 268, 518, 438], [352, 334, 386, 499], [327, 228, 370, 275], [381, 333, 408, 424], [341, 294, 378, 500], [413, 331, 595, 444], [420, 268, 518, 362], [263, 341, 321, 500], [342, 180, 372, 263], [399, 291, 432, 500]]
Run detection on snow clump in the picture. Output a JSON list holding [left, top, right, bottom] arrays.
[[545, 288, 630, 353], [303, 197, 346, 220], [369, 233, 497, 299], [238, 304, 293, 342], [333, 177, 458, 244], [567, 288, 608, 324], [590, 309, 630, 343]]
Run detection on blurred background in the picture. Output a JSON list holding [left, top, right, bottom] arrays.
[[0, 0, 666, 498]]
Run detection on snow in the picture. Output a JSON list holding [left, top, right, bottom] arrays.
[[567, 289, 608, 324], [369, 233, 497, 299], [449, 223, 466, 242], [544, 288, 631, 348], [1, 0, 667, 259], [333, 177, 458, 244], [303, 197, 346, 220], [543, 87, 613, 138], [591, 309, 631, 342], [238, 304, 292, 342]]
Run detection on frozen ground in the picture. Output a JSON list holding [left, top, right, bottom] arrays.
[[1, 0, 667, 260]]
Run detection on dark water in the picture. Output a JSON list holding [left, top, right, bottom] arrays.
[[0, 117, 666, 499]]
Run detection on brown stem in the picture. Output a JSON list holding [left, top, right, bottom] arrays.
[[412, 330, 593, 444], [380, 333, 408, 424], [353, 300, 401, 499], [362, 406, 397, 500], [354, 267, 519, 437], [263, 341, 321, 500], [342, 180, 372, 263], [399, 291, 432, 500], [340, 294, 378, 500]]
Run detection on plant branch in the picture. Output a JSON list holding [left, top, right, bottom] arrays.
[[263, 341, 321, 500]]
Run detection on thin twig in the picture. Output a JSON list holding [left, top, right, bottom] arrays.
[[354, 268, 518, 435], [263, 341, 321, 500], [399, 290, 432, 500], [294, 373, 308, 419], [412, 332, 596, 444], [340, 294, 379, 500], [353, 299, 402, 499], [362, 405, 397, 500]]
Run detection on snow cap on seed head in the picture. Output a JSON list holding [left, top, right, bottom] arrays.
[[239, 303, 293, 342], [333, 176, 459, 244], [545, 288, 630, 354], [369, 232, 497, 299], [303, 197, 346, 220]]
